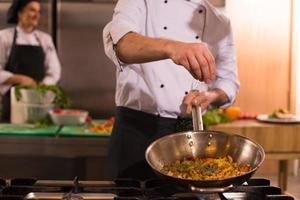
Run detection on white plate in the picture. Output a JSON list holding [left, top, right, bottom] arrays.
[[256, 114, 300, 124]]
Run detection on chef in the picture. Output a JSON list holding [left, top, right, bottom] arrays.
[[0, 0, 61, 122], [103, 0, 240, 179]]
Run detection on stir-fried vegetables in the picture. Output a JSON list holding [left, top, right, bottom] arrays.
[[162, 156, 250, 181]]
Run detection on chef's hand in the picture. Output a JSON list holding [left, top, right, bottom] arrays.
[[183, 89, 230, 115], [183, 90, 212, 114], [166, 41, 216, 83], [5, 74, 37, 87]]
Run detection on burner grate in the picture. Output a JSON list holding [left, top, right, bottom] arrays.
[[82, 187, 142, 197], [0, 178, 294, 200]]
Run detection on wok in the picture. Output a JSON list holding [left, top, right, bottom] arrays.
[[145, 106, 265, 193]]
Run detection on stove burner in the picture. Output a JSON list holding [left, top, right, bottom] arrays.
[[0, 178, 294, 200], [63, 193, 83, 200], [62, 177, 83, 200]]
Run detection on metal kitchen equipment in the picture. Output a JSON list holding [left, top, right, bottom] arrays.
[[145, 105, 265, 193], [0, 178, 294, 200]]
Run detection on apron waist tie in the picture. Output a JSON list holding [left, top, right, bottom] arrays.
[[116, 106, 193, 132]]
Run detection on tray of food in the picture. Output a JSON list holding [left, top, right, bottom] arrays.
[[58, 117, 114, 137]]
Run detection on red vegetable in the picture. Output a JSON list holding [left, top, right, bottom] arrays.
[[53, 108, 64, 114]]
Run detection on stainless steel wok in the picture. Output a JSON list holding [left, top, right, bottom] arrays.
[[145, 106, 265, 193]]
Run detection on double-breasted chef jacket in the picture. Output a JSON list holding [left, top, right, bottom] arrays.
[[103, 0, 240, 180], [103, 0, 240, 119]]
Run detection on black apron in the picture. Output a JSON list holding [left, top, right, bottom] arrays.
[[2, 28, 46, 122], [105, 106, 193, 180]]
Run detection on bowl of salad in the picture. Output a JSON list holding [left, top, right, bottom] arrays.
[[14, 84, 70, 108], [19, 89, 55, 104], [49, 108, 88, 125]]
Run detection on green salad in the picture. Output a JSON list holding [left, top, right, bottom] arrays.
[[14, 84, 71, 127], [14, 84, 71, 108]]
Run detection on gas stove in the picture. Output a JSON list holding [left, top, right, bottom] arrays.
[[0, 178, 294, 200]]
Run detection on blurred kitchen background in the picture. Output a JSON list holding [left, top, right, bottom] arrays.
[[0, 0, 117, 119], [0, 0, 300, 198], [0, 0, 299, 118], [1, 0, 299, 118]]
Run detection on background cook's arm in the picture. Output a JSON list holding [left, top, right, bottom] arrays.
[[42, 35, 61, 85]]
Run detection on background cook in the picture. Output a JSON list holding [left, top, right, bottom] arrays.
[[0, 0, 61, 122]]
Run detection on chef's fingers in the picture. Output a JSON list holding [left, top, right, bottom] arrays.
[[202, 49, 216, 81], [183, 91, 198, 114], [182, 58, 203, 81], [192, 91, 210, 110], [180, 58, 192, 74], [195, 53, 210, 83], [187, 54, 202, 81]]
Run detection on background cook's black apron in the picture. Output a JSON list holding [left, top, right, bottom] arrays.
[[2, 28, 46, 122], [106, 106, 192, 180]]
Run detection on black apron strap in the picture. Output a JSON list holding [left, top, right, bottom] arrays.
[[5, 28, 18, 68], [105, 106, 192, 180], [1, 29, 17, 122]]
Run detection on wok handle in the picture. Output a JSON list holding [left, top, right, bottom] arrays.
[[190, 184, 234, 193], [192, 105, 204, 131]]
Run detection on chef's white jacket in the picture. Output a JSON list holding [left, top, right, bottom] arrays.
[[103, 0, 240, 118], [0, 26, 61, 95]]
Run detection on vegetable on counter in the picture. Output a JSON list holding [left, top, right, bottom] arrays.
[[222, 106, 241, 121], [238, 112, 258, 120], [14, 84, 71, 108], [14, 84, 71, 127], [203, 108, 230, 126], [87, 117, 115, 134], [203, 106, 258, 126]]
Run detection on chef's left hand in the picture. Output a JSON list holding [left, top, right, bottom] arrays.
[[183, 90, 213, 115], [183, 88, 230, 115]]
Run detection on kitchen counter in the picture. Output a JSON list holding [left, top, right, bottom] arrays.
[[0, 122, 111, 138], [0, 120, 299, 189], [207, 119, 300, 191], [0, 123, 111, 180], [0, 135, 110, 158]]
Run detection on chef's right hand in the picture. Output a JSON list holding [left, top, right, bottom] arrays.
[[166, 41, 216, 83], [11, 74, 37, 87]]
